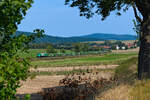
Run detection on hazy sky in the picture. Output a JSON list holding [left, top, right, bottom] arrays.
[[18, 0, 136, 37]]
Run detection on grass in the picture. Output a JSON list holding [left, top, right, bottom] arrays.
[[96, 57, 150, 100], [19, 49, 75, 58], [19, 49, 46, 58], [31, 53, 138, 67], [96, 85, 132, 100], [115, 57, 138, 77], [130, 80, 150, 100]]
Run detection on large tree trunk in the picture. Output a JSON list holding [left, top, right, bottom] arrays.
[[138, 12, 150, 79]]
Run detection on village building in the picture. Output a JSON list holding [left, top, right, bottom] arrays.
[[116, 45, 120, 50]]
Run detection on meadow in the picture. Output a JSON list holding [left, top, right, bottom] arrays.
[[19, 49, 77, 58], [19, 49, 47, 58], [31, 52, 138, 67]]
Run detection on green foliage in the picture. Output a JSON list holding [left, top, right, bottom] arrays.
[[73, 43, 81, 53], [46, 44, 57, 53], [65, 0, 133, 20], [0, 0, 44, 100], [25, 94, 31, 100], [104, 40, 112, 46], [60, 49, 66, 53], [81, 43, 89, 52], [115, 41, 126, 47], [73, 43, 90, 52]]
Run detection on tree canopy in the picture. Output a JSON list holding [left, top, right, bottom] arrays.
[[65, 0, 150, 79], [65, 0, 144, 21]]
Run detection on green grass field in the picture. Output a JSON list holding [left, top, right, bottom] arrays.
[[19, 49, 75, 58], [19, 49, 47, 58], [31, 53, 138, 67], [19, 49, 138, 68]]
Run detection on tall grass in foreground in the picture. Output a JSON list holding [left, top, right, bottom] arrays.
[[130, 80, 150, 100], [97, 57, 150, 100]]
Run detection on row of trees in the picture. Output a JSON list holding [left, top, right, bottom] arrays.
[[46, 43, 108, 54]]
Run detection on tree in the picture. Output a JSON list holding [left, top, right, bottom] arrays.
[[65, 0, 150, 79], [74, 43, 81, 53], [82, 43, 89, 52], [46, 44, 57, 53], [0, 1, 44, 99], [60, 49, 66, 53], [133, 19, 141, 40], [104, 40, 112, 46], [133, 18, 141, 46], [115, 41, 125, 47]]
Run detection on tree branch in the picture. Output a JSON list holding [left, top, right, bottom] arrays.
[[132, 5, 142, 23]]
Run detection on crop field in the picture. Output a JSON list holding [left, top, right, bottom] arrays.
[[31, 53, 138, 68], [17, 49, 142, 100]]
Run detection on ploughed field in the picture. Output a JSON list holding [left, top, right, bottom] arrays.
[[17, 49, 139, 100]]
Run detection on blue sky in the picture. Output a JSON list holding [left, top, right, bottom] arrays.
[[18, 0, 136, 37]]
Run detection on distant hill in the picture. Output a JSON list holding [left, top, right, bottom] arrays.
[[16, 31, 137, 44], [80, 33, 137, 40]]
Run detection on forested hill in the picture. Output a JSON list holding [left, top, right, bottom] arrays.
[[16, 31, 137, 44], [81, 33, 137, 40]]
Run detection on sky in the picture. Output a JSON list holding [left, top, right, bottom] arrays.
[[18, 0, 136, 37]]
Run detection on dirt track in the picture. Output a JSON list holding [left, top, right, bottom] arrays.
[[30, 65, 118, 72]]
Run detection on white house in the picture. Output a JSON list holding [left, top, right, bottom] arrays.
[[116, 45, 120, 50], [121, 46, 126, 50]]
